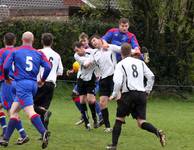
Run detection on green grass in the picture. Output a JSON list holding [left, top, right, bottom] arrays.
[[2, 82, 194, 150]]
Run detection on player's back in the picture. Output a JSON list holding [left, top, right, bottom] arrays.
[[117, 57, 148, 92], [38, 47, 63, 83], [11, 45, 47, 81]]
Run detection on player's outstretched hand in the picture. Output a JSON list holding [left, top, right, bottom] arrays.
[[66, 69, 74, 77], [38, 80, 45, 88], [109, 96, 115, 101]]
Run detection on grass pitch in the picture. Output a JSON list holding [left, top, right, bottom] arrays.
[[2, 82, 194, 150]]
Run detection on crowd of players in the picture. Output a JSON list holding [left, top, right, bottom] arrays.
[[0, 31, 62, 149], [0, 17, 165, 150], [68, 18, 166, 150]]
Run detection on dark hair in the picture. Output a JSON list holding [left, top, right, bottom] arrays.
[[41, 33, 53, 46], [119, 18, 129, 24], [88, 34, 101, 48], [121, 43, 131, 57], [4, 32, 16, 46], [72, 41, 84, 49]]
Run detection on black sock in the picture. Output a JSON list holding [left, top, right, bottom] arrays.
[[89, 103, 97, 123], [101, 108, 110, 128], [112, 120, 123, 146], [141, 122, 159, 137], [80, 103, 89, 124]]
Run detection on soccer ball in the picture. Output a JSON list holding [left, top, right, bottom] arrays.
[[72, 61, 80, 73]]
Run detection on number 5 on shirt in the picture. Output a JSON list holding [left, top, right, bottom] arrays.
[[26, 56, 33, 71]]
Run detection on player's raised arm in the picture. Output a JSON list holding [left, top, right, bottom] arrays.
[[130, 35, 141, 54], [109, 44, 121, 53], [73, 41, 94, 68]]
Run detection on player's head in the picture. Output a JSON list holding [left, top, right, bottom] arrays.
[[89, 35, 103, 49], [41, 33, 53, 47], [3, 32, 16, 46], [121, 43, 132, 59], [79, 32, 89, 48], [22, 31, 34, 45], [119, 18, 129, 33], [73, 41, 85, 56]]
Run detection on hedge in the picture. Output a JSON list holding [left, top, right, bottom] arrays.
[[0, 17, 193, 86]]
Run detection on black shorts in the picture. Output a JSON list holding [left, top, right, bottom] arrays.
[[116, 91, 147, 120], [77, 75, 96, 95], [34, 82, 55, 109], [99, 75, 114, 97]]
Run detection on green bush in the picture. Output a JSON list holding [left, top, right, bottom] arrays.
[[0, 18, 116, 72], [0, 17, 193, 86]]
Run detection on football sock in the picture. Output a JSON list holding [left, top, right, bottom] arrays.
[[15, 120, 27, 138], [101, 108, 110, 128], [89, 103, 97, 122], [95, 102, 102, 120], [74, 101, 82, 112], [34, 106, 48, 129], [31, 114, 46, 135], [80, 103, 89, 124], [141, 122, 159, 136], [0, 112, 7, 135], [4, 118, 18, 141], [112, 120, 123, 146]]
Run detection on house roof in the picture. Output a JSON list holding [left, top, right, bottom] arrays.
[[0, 0, 120, 10], [84, 0, 120, 9], [63, 0, 83, 7], [0, 0, 67, 9]]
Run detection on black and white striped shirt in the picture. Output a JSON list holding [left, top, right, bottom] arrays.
[[112, 56, 154, 97]]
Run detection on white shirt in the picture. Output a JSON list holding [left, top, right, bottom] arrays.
[[93, 44, 120, 79], [112, 56, 154, 97], [38, 47, 63, 85], [74, 48, 96, 81]]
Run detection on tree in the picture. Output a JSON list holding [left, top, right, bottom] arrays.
[[79, 0, 194, 85]]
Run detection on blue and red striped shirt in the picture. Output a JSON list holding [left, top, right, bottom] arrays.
[[103, 28, 142, 61], [0, 46, 15, 81], [102, 28, 140, 49], [3, 45, 51, 81]]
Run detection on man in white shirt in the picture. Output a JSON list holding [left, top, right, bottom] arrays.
[[73, 41, 98, 130], [89, 35, 121, 133], [34, 33, 63, 130], [106, 43, 166, 150]]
